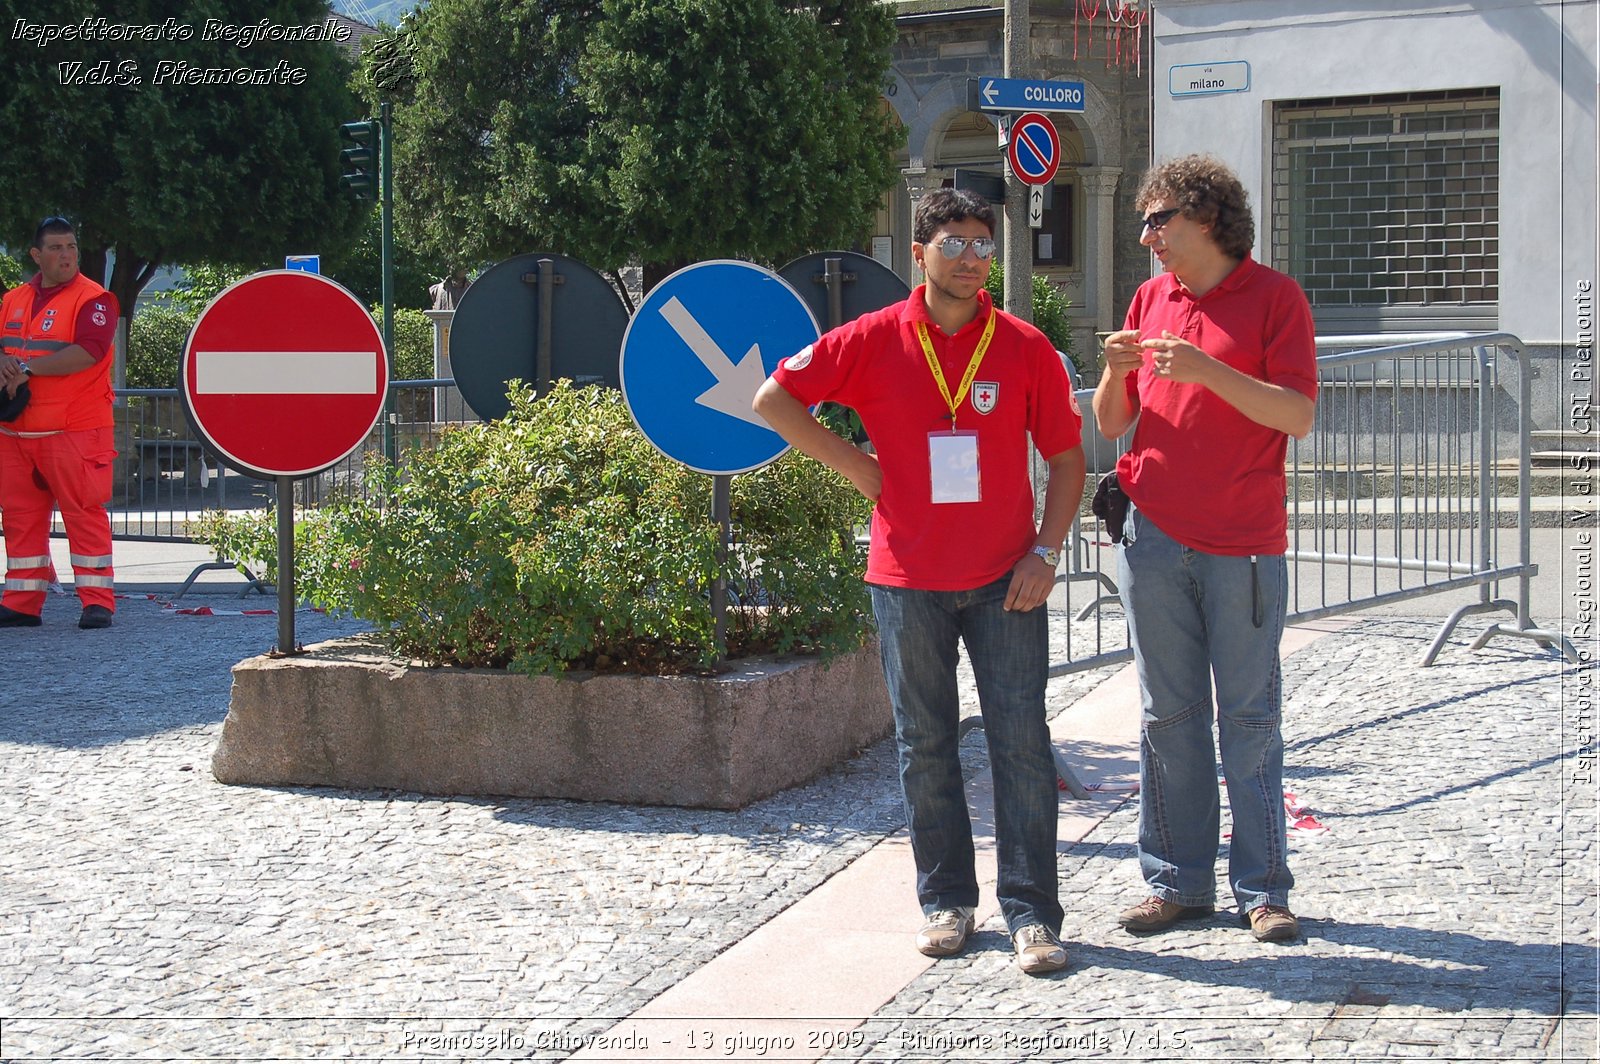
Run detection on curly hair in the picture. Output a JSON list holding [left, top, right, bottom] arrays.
[[1135, 155, 1255, 260], [914, 188, 996, 244]]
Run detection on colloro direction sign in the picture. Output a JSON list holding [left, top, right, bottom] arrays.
[[181, 270, 388, 480], [971, 76, 1087, 113]]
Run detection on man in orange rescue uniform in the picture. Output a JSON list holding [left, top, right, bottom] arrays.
[[0, 217, 119, 629]]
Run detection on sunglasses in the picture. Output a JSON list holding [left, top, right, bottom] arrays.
[[932, 235, 996, 260], [33, 215, 74, 244], [1140, 207, 1181, 233]]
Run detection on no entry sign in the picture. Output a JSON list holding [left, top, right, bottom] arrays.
[[1006, 111, 1062, 186], [181, 271, 388, 480]]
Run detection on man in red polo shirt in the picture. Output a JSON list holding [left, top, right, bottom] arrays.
[[0, 217, 119, 629], [754, 189, 1085, 975], [1094, 155, 1317, 944]]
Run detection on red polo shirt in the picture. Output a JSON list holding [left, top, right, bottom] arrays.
[[772, 287, 1081, 590]]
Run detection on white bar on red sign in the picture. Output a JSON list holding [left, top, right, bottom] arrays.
[[193, 350, 378, 394]]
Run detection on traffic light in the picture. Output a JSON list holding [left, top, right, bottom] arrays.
[[339, 120, 378, 199]]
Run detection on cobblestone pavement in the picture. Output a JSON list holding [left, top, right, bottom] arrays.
[[0, 589, 1594, 1062], [838, 617, 1597, 1063]]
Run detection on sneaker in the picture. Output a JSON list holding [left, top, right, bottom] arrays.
[[915, 908, 975, 957], [1117, 895, 1214, 933], [1012, 924, 1068, 975], [0, 605, 41, 628], [78, 605, 114, 630], [1241, 904, 1300, 942]]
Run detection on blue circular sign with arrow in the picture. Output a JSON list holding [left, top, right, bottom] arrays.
[[620, 260, 820, 476]]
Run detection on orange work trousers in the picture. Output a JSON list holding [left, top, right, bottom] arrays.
[[0, 426, 116, 616]]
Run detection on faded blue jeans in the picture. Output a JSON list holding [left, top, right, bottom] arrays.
[[869, 576, 1063, 935], [1116, 505, 1294, 916]]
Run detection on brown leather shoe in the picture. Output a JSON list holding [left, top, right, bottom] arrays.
[[1117, 895, 1214, 933], [916, 908, 974, 957], [1012, 924, 1068, 975], [1242, 904, 1300, 942]]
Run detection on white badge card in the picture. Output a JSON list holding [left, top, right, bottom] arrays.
[[928, 430, 981, 504]]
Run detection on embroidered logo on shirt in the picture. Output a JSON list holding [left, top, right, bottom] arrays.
[[91, 311, 107, 326], [43, 308, 57, 317], [784, 345, 814, 371], [39, 319, 53, 332], [1068, 390, 1082, 416], [94, 303, 107, 312], [972, 381, 999, 415]]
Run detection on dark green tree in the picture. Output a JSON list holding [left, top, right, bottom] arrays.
[[383, 0, 900, 289], [0, 0, 366, 319]]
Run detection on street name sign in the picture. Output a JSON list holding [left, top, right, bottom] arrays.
[[970, 76, 1086, 113], [1170, 61, 1251, 97]]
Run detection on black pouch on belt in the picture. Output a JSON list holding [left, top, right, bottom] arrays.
[[1091, 471, 1130, 545]]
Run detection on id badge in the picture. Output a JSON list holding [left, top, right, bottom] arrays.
[[928, 430, 981, 504]]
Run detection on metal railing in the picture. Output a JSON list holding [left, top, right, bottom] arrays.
[[1047, 331, 1576, 677], [104, 336, 1576, 668], [102, 380, 476, 541]]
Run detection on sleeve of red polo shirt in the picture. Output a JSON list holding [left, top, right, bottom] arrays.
[[1026, 332, 1083, 457], [71, 291, 119, 363], [769, 312, 871, 408], [1261, 274, 1318, 400]]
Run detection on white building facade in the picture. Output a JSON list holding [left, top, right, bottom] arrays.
[[1147, 0, 1598, 429]]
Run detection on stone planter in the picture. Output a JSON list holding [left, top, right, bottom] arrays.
[[212, 636, 892, 810]]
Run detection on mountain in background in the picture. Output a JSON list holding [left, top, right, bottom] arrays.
[[331, 0, 419, 28]]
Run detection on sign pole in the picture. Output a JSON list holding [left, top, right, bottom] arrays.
[[276, 477, 297, 655], [1003, 0, 1033, 325], [823, 257, 845, 330], [711, 474, 731, 663], [380, 100, 397, 462], [536, 258, 555, 395]]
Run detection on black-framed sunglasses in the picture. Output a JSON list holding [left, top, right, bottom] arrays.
[[933, 235, 997, 260], [33, 215, 74, 243], [1140, 207, 1181, 233]]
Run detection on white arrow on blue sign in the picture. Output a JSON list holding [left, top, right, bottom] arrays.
[[620, 260, 820, 476], [973, 76, 1086, 113]]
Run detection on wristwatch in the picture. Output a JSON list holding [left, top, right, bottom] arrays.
[[18, 362, 31, 377], [1031, 544, 1061, 568]]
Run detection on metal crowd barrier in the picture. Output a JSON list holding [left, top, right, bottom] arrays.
[[104, 337, 1575, 669], [1047, 331, 1577, 679], [103, 380, 476, 542]]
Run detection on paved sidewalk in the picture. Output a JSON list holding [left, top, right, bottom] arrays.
[[0, 540, 1594, 1061]]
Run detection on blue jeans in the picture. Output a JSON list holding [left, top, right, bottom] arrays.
[[869, 577, 1063, 935], [1116, 506, 1294, 915]]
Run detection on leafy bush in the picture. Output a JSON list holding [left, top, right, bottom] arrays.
[[195, 381, 873, 676], [126, 303, 194, 388], [0, 253, 23, 292], [985, 263, 1084, 379], [386, 306, 435, 381]]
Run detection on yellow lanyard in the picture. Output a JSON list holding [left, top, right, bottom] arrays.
[[915, 311, 996, 430]]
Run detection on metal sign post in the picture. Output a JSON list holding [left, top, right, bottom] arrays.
[[180, 271, 389, 656], [276, 477, 296, 654]]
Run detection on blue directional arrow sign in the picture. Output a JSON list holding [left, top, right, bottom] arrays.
[[620, 260, 820, 476], [970, 76, 1086, 113]]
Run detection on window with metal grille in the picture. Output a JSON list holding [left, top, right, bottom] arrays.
[[1271, 89, 1499, 330]]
